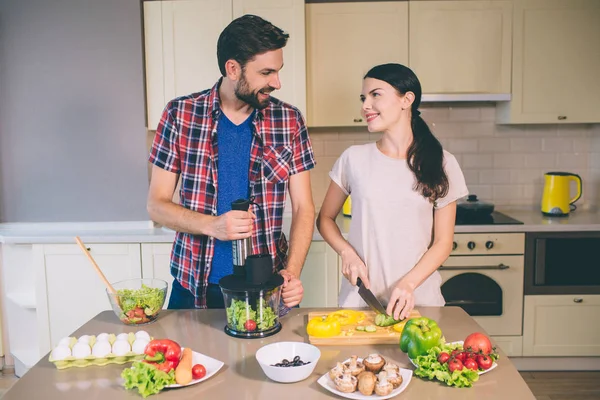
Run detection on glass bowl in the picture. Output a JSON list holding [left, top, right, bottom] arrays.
[[107, 278, 168, 325]]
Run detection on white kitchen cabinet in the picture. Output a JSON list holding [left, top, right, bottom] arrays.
[[496, 0, 600, 123], [306, 2, 409, 127], [232, 0, 306, 117], [491, 335, 523, 357], [144, 0, 232, 130], [34, 244, 142, 353], [523, 295, 600, 356], [141, 243, 174, 308], [144, 0, 307, 130], [409, 1, 512, 95], [299, 241, 339, 308]]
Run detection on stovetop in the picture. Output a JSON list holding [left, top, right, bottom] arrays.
[[455, 211, 524, 225]]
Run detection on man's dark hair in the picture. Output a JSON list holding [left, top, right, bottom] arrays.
[[217, 14, 289, 76]]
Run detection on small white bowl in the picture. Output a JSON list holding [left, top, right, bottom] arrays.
[[255, 341, 320, 383]]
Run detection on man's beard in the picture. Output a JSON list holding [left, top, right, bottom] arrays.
[[234, 72, 274, 110]]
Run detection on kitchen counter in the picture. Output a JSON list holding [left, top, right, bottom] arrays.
[[1, 209, 599, 244], [1, 307, 535, 399]]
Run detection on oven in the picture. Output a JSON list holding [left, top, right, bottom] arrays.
[[525, 231, 600, 295], [439, 233, 525, 336]]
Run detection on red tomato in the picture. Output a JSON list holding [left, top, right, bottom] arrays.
[[133, 308, 145, 318], [448, 358, 464, 372], [476, 355, 493, 370], [192, 364, 206, 379], [437, 352, 450, 364], [463, 358, 479, 371], [464, 332, 493, 355], [244, 319, 257, 331], [451, 350, 466, 363], [462, 350, 477, 360]]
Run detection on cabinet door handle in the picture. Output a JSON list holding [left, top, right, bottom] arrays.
[[573, 297, 583, 303], [558, 115, 567, 120], [439, 263, 509, 271], [86, 247, 91, 251], [353, 118, 363, 123]]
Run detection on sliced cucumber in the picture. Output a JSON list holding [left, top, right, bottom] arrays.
[[374, 313, 403, 327], [365, 325, 377, 333], [355, 325, 366, 332]]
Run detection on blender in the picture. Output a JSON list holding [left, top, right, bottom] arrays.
[[219, 198, 284, 339]]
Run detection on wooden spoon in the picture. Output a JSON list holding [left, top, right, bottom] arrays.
[[74, 236, 118, 296]]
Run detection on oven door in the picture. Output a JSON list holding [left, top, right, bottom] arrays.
[[439, 255, 524, 336]]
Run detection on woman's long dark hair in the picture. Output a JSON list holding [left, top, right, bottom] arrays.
[[364, 63, 449, 202]]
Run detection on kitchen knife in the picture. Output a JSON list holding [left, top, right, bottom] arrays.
[[356, 278, 388, 315]]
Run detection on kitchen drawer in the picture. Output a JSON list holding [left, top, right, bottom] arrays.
[[523, 295, 600, 356]]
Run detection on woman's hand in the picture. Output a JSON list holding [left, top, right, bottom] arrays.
[[340, 248, 370, 289], [387, 280, 416, 320]]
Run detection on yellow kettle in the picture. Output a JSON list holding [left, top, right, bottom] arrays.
[[541, 172, 582, 216]]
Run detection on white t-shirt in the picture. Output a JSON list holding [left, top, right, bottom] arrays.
[[329, 143, 469, 307]]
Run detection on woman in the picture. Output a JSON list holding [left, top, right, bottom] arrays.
[[316, 63, 468, 320]]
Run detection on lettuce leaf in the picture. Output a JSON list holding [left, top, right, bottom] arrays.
[[121, 361, 175, 398]]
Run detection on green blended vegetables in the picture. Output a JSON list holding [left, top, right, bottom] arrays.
[[413, 343, 480, 388], [121, 361, 175, 398], [117, 284, 165, 324], [226, 298, 277, 332]]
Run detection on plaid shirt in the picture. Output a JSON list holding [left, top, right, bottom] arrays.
[[149, 79, 316, 308]]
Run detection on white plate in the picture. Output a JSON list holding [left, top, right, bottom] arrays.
[[165, 349, 224, 388], [317, 358, 413, 400], [409, 341, 497, 375]]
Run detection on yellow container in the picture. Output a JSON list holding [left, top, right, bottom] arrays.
[[342, 196, 352, 217]]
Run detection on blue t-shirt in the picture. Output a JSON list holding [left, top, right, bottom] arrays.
[[208, 111, 254, 284]]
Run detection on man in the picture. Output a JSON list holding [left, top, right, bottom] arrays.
[[147, 15, 316, 313]]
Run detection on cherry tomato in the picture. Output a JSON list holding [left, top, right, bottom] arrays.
[[192, 364, 206, 379], [244, 319, 257, 331], [451, 349, 466, 363], [437, 352, 450, 364], [477, 355, 493, 370], [463, 358, 479, 371], [448, 358, 464, 372]]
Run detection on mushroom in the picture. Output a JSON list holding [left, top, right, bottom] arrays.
[[363, 353, 386, 374], [344, 355, 365, 377], [357, 371, 377, 395], [329, 362, 347, 381], [375, 371, 394, 396], [334, 371, 357, 393], [382, 364, 403, 388]]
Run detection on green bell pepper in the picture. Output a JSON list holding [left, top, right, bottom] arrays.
[[399, 317, 443, 359]]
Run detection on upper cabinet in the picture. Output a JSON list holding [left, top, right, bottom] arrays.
[[306, 2, 409, 127], [409, 1, 512, 97], [496, 0, 600, 124], [144, 0, 306, 130]]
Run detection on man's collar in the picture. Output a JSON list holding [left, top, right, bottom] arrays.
[[208, 77, 267, 121]]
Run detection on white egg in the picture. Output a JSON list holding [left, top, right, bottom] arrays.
[[95, 333, 110, 342], [116, 333, 130, 342], [57, 337, 72, 348], [134, 330, 151, 341], [71, 343, 92, 359], [131, 338, 149, 355], [77, 335, 91, 344], [112, 340, 131, 356], [92, 341, 112, 357], [50, 345, 72, 361]]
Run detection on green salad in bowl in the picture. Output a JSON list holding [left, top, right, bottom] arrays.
[[226, 298, 278, 332], [108, 279, 168, 325]]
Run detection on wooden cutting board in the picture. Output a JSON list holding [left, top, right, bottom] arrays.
[[307, 309, 421, 345]]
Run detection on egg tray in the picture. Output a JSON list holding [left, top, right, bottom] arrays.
[[48, 332, 152, 370]]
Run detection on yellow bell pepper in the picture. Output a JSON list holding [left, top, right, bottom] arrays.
[[306, 316, 342, 337], [392, 319, 408, 333], [326, 310, 366, 326]]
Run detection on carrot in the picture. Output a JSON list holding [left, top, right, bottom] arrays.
[[175, 347, 193, 385]]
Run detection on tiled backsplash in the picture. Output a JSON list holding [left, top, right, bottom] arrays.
[[309, 104, 600, 210]]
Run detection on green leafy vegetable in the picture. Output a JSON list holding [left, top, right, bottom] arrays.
[[413, 343, 480, 388], [226, 298, 277, 332], [117, 284, 165, 321], [121, 361, 175, 398]]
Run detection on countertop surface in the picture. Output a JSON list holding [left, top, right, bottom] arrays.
[[1, 209, 599, 244], [1, 307, 535, 400]]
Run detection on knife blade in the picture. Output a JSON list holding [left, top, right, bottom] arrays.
[[356, 278, 388, 315]]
